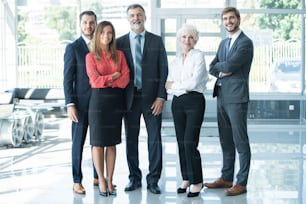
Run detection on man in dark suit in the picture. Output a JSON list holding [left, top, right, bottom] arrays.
[[116, 4, 168, 194], [204, 7, 253, 196], [63, 10, 97, 194]]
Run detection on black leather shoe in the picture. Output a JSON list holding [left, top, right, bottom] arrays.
[[177, 187, 187, 194], [124, 181, 142, 191], [147, 183, 161, 194]]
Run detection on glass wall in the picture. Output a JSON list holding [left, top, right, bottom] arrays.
[[155, 0, 305, 94], [1, 0, 305, 121]]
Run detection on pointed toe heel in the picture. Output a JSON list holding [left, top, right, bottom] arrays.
[[177, 187, 187, 194], [99, 191, 109, 197], [187, 191, 200, 197]]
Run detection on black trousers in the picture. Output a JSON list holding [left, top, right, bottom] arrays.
[[124, 90, 163, 185], [171, 92, 205, 184]]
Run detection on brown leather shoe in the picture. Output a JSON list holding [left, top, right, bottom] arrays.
[[204, 178, 233, 188], [225, 184, 247, 196], [73, 183, 86, 194], [93, 178, 99, 186]]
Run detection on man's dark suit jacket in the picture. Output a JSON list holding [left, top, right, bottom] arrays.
[[63, 36, 91, 112], [210, 32, 253, 103], [116, 31, 168, 110]]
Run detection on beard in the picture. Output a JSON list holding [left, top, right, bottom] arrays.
[[226, 23, 239, 33], [130, 22, 144, 31]]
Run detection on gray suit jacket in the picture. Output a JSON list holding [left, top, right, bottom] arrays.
[[209, 31, 253, 103]]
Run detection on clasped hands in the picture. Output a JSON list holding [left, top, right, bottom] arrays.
[[94, 69, 121, 87]]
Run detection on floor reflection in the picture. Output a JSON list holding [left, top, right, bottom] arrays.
[[0, 119, 305, 204]]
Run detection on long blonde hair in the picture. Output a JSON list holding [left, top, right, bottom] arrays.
[[91, 21, 118, 65]]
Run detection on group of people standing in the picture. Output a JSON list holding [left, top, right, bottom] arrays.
[[63, 4, 253, 198]]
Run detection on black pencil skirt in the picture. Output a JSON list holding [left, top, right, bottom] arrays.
[[88, 88, 124, 147]]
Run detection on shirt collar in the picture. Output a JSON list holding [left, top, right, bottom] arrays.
[[228, 29, 241, 41], [130, 31, 146, 39], [81, 34, 91, 45]]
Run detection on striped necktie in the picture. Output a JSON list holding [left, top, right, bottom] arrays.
[[135, 35, 142, 90]]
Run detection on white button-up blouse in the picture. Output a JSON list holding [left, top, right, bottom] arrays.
[[166, 49, 209, 97]]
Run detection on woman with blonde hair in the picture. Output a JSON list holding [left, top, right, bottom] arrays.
[[165, 23, 209, 197]]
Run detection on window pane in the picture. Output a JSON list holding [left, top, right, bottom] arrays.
[[237, 0, 302, 9], [159, 0, 226, 8], [240, 13, 302, 93]]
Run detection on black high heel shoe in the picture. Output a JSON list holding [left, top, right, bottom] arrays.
[[187, 184, 203, 198], [187, 191, 200, 197], [109, 190, 117, 196], [177, 181, 189, 194], [99, 181, 109, 197], [177, 187, 187, 194], [99, 191, 109, 197], [108, 183, 117, 196]]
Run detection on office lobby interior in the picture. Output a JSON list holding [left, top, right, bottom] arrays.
[[1, 0, 306, 203]]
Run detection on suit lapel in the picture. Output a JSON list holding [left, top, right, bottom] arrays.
[[79, 37, 89, 52], [142, 32, 151, 59], [228, 32, 244, 56], [124, 34, 134, 65]]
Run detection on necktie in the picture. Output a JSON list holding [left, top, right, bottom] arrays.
[[87, 41, 91, 50], [135, 35, 142, 90]]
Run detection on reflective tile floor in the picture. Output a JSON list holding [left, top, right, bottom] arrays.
[[0, 118, 305, 204]]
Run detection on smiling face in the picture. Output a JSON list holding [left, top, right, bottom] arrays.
[[99, 25, 113, 48], [79, 14, 96, 39], [179, 30, 196, 53], [222, 11, 240, 34], [127, 7, 146, 33]]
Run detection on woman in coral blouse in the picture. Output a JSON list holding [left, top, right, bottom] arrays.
[[86, 21, 130, 197]]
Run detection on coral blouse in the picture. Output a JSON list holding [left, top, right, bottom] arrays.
[[86, 50, 130, 88]]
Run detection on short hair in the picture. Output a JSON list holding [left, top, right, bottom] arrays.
[[126, 4, 146, 14], [221, 7, 240, 19], [79, 10, 97, 22], [176, 24, 199, 43]]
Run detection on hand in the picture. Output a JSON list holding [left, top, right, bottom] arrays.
[[94, 69, 100, 76], [112, 72, 121, 80], [165, 81, 173, 90], [151, 98, 164, 116], [220, 72, 232, 78], [67, 106, 78, 122]]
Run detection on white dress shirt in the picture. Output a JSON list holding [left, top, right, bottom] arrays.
[[166, 49, 209, 97]]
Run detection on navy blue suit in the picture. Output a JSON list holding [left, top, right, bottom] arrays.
[[63, 36, 97, 183], [117, 31, 168, 185], [209, 31, 253, 186]]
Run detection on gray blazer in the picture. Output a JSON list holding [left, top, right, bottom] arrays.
[[209, 31, 253, 103]]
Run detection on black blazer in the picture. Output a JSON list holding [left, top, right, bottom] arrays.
[[116, 31, 168, 110], [209, 31, 253, 103], [63, 37, 91, 112]]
